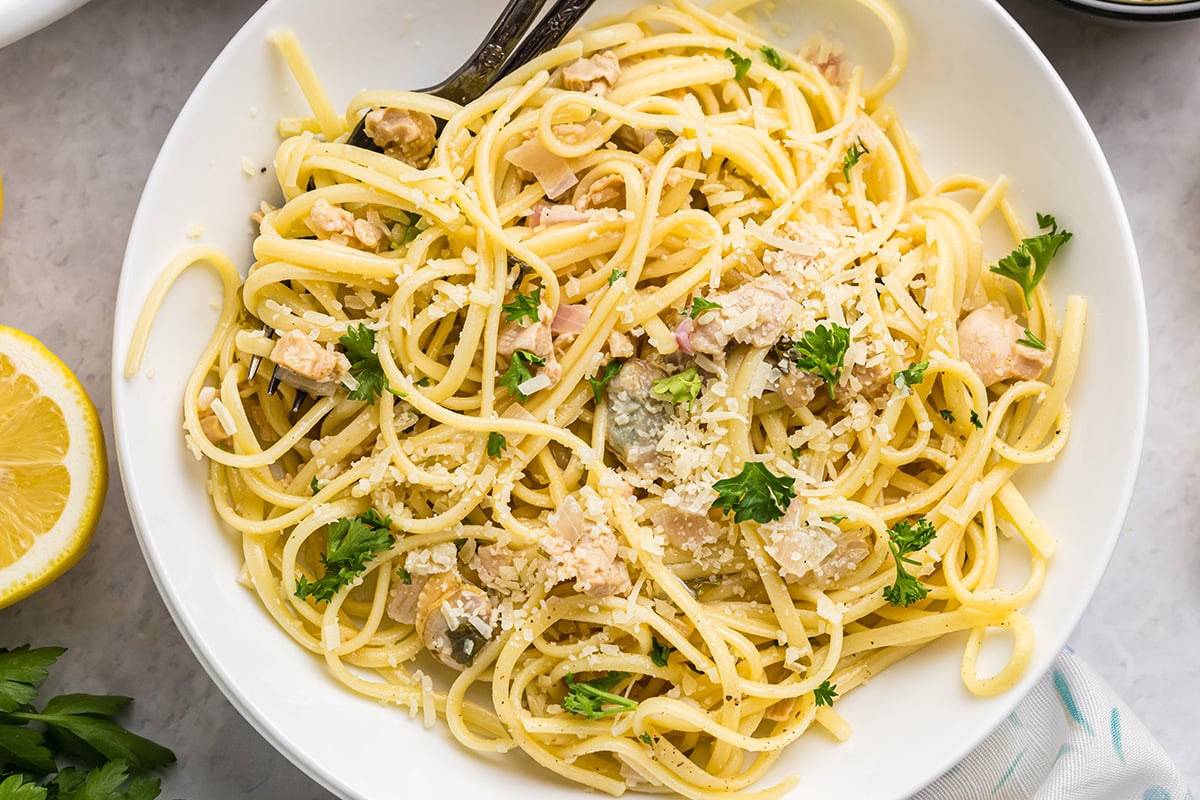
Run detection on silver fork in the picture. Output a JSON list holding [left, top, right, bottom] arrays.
[[257, 0, 599, 409]]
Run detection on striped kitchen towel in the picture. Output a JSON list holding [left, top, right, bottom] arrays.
[[916, 648, 1191, 800]]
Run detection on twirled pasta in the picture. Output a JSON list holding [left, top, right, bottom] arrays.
[[127, 1, 1084, 797]]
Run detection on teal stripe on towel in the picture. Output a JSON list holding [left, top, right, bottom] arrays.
[[1143, 788, 1171, 800], [1111, 707, 1126, 763], [1053, 669, 1094, 735], [994, 751, 1025, 793]]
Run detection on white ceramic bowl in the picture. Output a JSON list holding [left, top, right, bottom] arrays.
[[0, 0, 91, 49], [111, 1, 1147, 797]]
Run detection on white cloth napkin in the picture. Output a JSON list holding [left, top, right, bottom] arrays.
[[916, 648, 1192, 800]]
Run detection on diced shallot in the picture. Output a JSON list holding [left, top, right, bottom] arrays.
[[551, 303, 591, 335]]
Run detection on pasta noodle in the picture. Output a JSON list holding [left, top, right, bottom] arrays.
[[126, 1, 1085, 797]]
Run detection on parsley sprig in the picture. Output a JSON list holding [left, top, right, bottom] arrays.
[[842, 137, 870, 182], [712, 462, 796, 524], [652, 366, 702, 411], [882, 518, 937, 607], [562, 673, 638, 720], [724, 48, 751, 81], [649, 637, 675, 668], [0, 647, 176, 798], [500, 350, 546, 402], [295, 509, 394, 603], [588, 360, 623, 403], [339, 323, 393, 403], [688, 296, 722, 319], [760, 45, 787, 70], [487, 432, 507, 458], [989, 213, 1073, 307], [893, 361, 929, 391], [791, 323, 851, 399], [502, 286, 542, 324], [813, 680, 838, 707]]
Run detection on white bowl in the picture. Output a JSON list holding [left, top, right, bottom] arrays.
[[0, 0, 91, 49], [111, 0, 1147, 797]]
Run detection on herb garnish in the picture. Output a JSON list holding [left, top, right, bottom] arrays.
[[893, 360, 929, 390], [502, 286, 542, 324], [339, 323, 393, 403], [842, 137, 870, 182], [652, 366, 702, 411], [939, 409, 956, 423], [712, 462, 796, 524], [989, 213, 1073, 307], [791, 323, 851, 399], [724, 48, 752, 81], [487, 432, 508, 458], [882, 518, 937, 607], [310, 476, 321, 495], [0, 647, 176, 798], [826, 515, 847, 524], [760, 45, 787, 70], [396, 567, 412, 585], [688, 296, 723, 319], [649, 637, 675, 668], [562, 673, 638, 720], [295, 509, 393, 603], [588, 360, 624, 403], [500, 350, 546, 402], [813, 680, 838, 707], [970, 410, 983, 429], [609, 269, 626, 286], [1017, 328, 1046, 351]]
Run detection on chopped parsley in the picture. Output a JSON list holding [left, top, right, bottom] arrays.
[[562, 673, 638, 720], [639, 732, 653, 745], [500, 349, 546, 402], [339, 323, 393, 403], [881, 518, 937, 607], [842, 137, 870, 182], [712, 461, 796, 524], [650, 637, 675, 668], [295, 509, 393, 603], [813, 680, 838, 707], [389, 221, 420, 249], [989, 213, 1073, 307], [724, 47, 752, 81], [502, 285, 542, 324], [487, 432, 507, 458], [791, 323, 851, 399], [760, 45, 787, 70], [415, 376, 431, 387], [688, 296, 723, 319], [1017, 328, 1046, 350], [507, 253, 534, 289], [588, 360, 624, 403], [826, 515, 848, 524], [939, 408, 956, 423], [970, 410, 983, 429], [893, 360, 929, 390], [609, 269, 627, 286], [310, 476, 321, 495], [652, 366, 703, 411]]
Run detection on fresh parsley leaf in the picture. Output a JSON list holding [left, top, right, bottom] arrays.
[[712, 462, 796, 524], [649, 637, 674, 668], [989, 213, 1073, 307], [688, 296, 722, 319], [970, 410, 983, 429], [500, 349, 546, 402], [893, 361, 929, 390], [638, 732, 653, 746], [0, 647, 64, 714], [0, 775, 45, 800], [813, 681, 838, 707], [791, 323, 851, 399], [724, 47, 751, 81], [415, 376, 431, 387], [562, 673, 638, 720], [608, 269, 626, 286], [339, 323, 391, 403], [826, 515, 847, 524], [396, 567, 412, 585], [1017, 328, 1046, 350], [507, 254, 534, 289], [588, 360, 623, 404], [759, 45, 786, 70], [295, 510, 393, 603], [502, 286, 542, 324], [309, 476, 321, 495], [842, 137, 870, 182], [652, 366, 702, 411], [487, 432, 507, 458], [939, 408, 956, 423], [0, 724, 56, 774], [882, 518, 937, 607], [791, 446, 803, 459]]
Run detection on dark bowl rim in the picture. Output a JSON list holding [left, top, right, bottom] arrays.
[[1049, 0, 1200, 21]]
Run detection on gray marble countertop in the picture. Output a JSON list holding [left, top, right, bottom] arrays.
[[0, 0, 1195, 796]]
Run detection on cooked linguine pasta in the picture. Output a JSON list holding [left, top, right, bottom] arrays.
[[126, 0, 1084, 796]]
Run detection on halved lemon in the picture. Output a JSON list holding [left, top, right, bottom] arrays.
[[0, 326, 107, 608]]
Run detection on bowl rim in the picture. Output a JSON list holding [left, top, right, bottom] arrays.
[[1049, 0, 1200, 21]]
